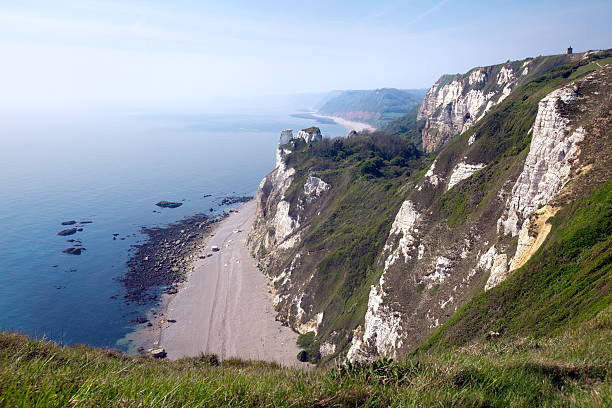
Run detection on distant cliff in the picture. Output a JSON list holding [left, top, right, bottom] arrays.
[[317, 88, 426, 127], [250, 51, 612, 364], [415, 53, 583, 152]]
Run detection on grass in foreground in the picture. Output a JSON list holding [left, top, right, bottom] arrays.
[[1, 308, 610, 407]]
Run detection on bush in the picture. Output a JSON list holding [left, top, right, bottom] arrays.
[[360, 157, 384, 176]]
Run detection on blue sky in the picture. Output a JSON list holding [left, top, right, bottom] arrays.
[[0, 0, 610, 110]]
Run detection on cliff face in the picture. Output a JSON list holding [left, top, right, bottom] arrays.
[[417, 54, 580, 152], [250, 52, 612, 364], [349, 62, 611, 360]]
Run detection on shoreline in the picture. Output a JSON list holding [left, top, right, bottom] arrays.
[[129, 201, 306, 367], [311, 113, 376, 132]]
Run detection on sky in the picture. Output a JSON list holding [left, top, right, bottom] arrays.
[[0, 0, 610, 112]]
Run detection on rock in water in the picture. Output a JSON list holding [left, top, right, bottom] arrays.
[[63, 247, 85, 255], [61, 220, 76, 225], [57, 228, 78, 236], [156, 201, 183, 208], [220, 196, 253, 206]]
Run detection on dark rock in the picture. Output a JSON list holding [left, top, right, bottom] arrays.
[[79, 220, 93, 224], [297, 350, 309, 362], [151, 348, 167, 358], [77, 228, 83, 232], [63, 247, 85, 255], [121, 212, 213, 304], [220, 195, 253, 206], [156, 201, 183, 208], [61, 220, 77, 225], [131, 316, 149, 324], [167, 319, 176, 323], [57, 228, 77, 236]]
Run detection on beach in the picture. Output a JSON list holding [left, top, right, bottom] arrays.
[[150, 200, 305, 367], [312, 113, 376, 132]]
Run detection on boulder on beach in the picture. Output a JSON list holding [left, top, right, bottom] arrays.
[[211, 246, 220, 252], [156, 201, 183, 208], [61, 220, 76, 225], [58, 228, 78, 236], [151, 348, 167, 358]]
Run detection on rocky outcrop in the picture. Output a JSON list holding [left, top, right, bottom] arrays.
[[447, 162, 486, 190], [304, 176, 329, 200], [348, 200, 421, 360], [296, 127, 322, 143], [250, 142, 298, 255], [486, 83, 587, 290], [249, 129, 332, 345], [498, 86, 584, 237]]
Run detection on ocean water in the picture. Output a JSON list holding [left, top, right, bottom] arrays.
[[0, 110, 347, 351]]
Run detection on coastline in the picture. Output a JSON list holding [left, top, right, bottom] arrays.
[[130, 200, 306, 367], [311, 113, 376, 132]]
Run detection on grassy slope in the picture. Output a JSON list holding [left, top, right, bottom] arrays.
[[1, 308, 610, 407], [423, 157, 612, 352]]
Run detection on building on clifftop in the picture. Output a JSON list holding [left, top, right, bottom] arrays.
[[566, 46, 573, 54]]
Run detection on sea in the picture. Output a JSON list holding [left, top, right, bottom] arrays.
[[0, 109, 347, 352]]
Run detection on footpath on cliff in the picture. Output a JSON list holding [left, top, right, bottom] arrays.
[[158, 200, 306, 367]]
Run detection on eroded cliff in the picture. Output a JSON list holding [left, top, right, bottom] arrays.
[[417, 53, 581, 152]]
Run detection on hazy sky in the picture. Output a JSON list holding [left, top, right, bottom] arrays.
[[1, 0, 610, 111]]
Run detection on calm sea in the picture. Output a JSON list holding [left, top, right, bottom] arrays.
[[0, 110, 347, 351]]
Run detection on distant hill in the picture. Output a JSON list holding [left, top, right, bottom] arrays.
[[316, 88, 426, 127]]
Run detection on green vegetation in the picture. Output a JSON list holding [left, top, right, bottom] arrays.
[[317, 88, 426, 126], [1, 307, 610, 407], [296, 332, 320, 363], [379, 106, 425, 148], [279, 132, 425, 361]]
